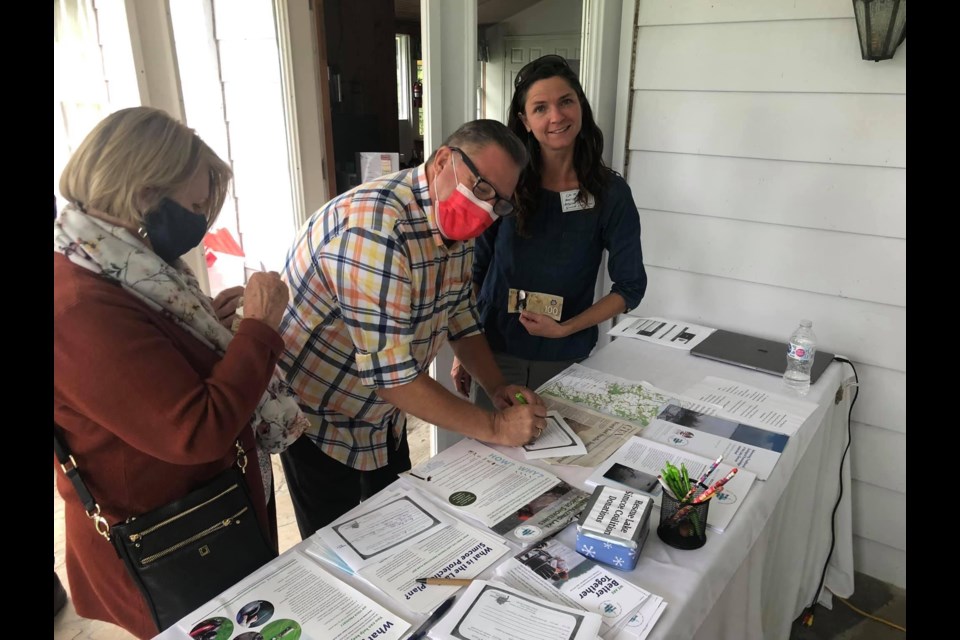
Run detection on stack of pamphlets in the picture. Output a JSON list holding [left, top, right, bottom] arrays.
[[313, 486, 511, 615], [496, 538, 666, 639], [401, 439, 590, 546]]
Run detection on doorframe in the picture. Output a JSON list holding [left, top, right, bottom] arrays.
[[423, 0, 626, 454], [580, 0, 624, 169], [611, 0, 638, 176], [421, 0, 477, 153], [276, 0, 333, 225]]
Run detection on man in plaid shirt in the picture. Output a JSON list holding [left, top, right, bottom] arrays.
[[278, 120, 549, 536]]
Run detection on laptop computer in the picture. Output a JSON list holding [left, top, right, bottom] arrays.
[[690, 329, 834, 384]]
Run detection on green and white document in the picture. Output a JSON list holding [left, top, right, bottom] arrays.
[[537, 364, 674, 427]]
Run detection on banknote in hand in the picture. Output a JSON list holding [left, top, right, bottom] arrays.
[[507, 288, 564, 320]]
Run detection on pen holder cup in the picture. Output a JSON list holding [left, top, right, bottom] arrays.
[[657, 491, 709, 550]]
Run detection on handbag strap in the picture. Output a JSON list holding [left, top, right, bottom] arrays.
[[53, 427, 112, 540], [53, 426, 246, 542]]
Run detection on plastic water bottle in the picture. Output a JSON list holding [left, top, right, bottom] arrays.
[[783, 320, 817, 395]]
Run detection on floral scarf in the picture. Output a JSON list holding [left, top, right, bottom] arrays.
[[54, 205, 308, 496]]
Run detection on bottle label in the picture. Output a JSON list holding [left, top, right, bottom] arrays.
[[788, 342, 813, 362]]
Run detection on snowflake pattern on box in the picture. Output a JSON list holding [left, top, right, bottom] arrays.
[[576, 527, 646, 571]]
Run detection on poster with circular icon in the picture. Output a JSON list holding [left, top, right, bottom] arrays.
[[236, 600, 275, 627], [188, 616, 233, 640], [259, 619, 302, 640]]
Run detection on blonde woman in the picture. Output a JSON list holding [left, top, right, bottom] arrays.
[[53, 107, 307, 638]]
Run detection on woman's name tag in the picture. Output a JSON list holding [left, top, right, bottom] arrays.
[[560, 189, 596, 212]]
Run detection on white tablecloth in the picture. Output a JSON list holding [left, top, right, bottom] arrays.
[[553, 339, 856, 640], [158, 338, 854, 640]]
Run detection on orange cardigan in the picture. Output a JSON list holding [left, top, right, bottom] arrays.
[[54, 253, 282, 638]]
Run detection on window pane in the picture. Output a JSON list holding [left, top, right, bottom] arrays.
[[417, 60, 423, 137]]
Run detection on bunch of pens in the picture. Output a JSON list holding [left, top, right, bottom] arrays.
[[656, 457, 738, 550]]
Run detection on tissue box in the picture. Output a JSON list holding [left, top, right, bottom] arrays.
[[576, 523, 649, 570], [575, 486, 653, 570]]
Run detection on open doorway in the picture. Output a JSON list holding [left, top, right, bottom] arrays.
[[478, 0, 584, 125], [318, 0, 435, 196], [395, 24, 425, 168], [319, 0, 400, 195]]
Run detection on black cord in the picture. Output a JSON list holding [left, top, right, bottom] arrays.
[[802, 355, 859, 626]]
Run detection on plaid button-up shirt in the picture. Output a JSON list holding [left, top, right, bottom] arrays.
[[278, 165, 482, 470]]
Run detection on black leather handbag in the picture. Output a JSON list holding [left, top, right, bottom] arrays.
[[54, 430, 277, 632]]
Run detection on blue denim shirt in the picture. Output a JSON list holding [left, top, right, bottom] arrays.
[[473, 173, 647, 361]]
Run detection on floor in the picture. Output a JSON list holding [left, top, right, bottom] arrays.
[[54, 418, 905, 639]]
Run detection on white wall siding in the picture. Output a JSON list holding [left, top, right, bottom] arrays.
[[636, 268, 905, 372], [851, 366, 905, 433], [851, 481, 905, 552], [850, 423, 905, 494], [628, 152, 905, 238], [641, 210, 905, 306], [618, 2, 906, 588], [634, 22, 905, 94], [853, 536, 906, 589], [629, 91, 906, 168], [637, 0, 853, 26]]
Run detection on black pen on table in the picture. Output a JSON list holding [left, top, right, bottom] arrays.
[[408, 595, 456, 640]]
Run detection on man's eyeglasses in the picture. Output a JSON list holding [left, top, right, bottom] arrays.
[[514, 54, 571, 89], [447, 146, 516, 217]]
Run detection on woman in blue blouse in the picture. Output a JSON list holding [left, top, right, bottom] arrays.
[[452, 54, 647, 406]]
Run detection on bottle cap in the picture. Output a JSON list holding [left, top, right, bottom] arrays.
[[800, 319, 812, 327]]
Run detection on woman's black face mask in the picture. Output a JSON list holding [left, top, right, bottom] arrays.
[[142, 198, 207, 264]]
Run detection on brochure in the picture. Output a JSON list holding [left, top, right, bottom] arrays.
[[401, 439, 589, 545], [540, 397, 647, 468], [682, 376, 818, 437], [611, 596, 668, 640], [607, 315, 715, 351], [537, 365, 728, 434], [316, 486, 510, 614], [429, 580, 603, 640], [358, 519, 510, 615], [166, 550, 410, 640], [317, 486, 453, 570], [495, 538, 661, 636], [650, 403, 787, 480]]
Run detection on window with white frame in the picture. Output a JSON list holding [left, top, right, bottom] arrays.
[[54, 0, 302, 296], [54, 0, 140, 212], [170, 0, 298, 291]]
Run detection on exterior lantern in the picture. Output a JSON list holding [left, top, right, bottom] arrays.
[[852, 0, 906, 61]]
